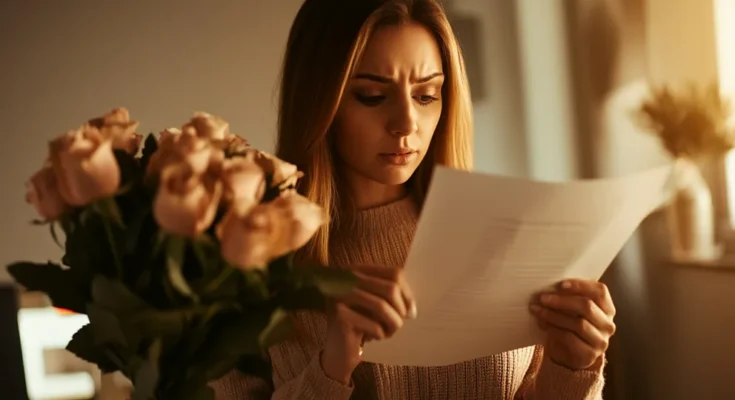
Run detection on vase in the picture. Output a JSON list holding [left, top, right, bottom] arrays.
[[667, 157, 721, 262]]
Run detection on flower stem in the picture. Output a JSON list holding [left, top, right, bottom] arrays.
[[102, 216, 123, 277], [203, 267, 234, 294]]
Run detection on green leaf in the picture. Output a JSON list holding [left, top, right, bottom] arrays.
[[153, 230, 167, 256], [132, 339, 161, 400], [241, 270, 270, 303], [191, 240, 212, 274], [185, 309, 272, 382], [7, 262, 90, 313], [302, 266, 358, 296], [114, 148, 143, 189], [62, 210, 118, 278], [267, 254, 293, 277], [127, 308, 192, 337], [49, 222, 64, 249], [94, 197, 124, 227], [91, 276, 148, 314], [258, 308, 293, 349], [275, 286, 327, 311], [124, 209, 151, 255], [164, 383, 217, 400], [166, 236, 198, 301], [201, 268, 234, 295], [184, 386, 215, 400], [87, 303, 128, 347], [65, 324, 120, 373]]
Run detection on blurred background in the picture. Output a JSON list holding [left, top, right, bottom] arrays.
[[1, 0, 734, 399]]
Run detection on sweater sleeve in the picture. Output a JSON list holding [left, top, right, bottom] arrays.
[[515, 345, 605, 400], [211, 312, 354, 400]]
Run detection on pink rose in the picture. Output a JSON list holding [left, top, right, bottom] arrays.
[[87, 107, 142, 154], [243, 149, 302, 188], [146, 129, 221, 178], [216, 193, 326, 269], [153, 161, 223, 237], [49, 126, 121, 206], [220, 157, 266, 209], [25, 165, 70, 220], [222, 133, 250, 156], [182, 112, 230, 140]]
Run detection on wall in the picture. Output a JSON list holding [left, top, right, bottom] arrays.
[[0, 0, 529, 283], [445, 0, 528, 177]]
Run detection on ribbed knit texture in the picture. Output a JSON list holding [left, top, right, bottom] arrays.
[[211, 195, 606, 399]]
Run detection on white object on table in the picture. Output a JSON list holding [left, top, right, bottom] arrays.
[[17, 307, 94, 400]]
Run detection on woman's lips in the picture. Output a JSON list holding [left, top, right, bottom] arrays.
[[379, 151, 418, 165]]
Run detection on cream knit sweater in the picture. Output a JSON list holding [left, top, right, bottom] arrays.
[[211, 195, 605, 399]]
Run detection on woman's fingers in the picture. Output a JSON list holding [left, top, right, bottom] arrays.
[[530, 304, 608, 350], [353, 264, 417, 320], [538, 293, 615, 334], [334, 303, 386, 340], [354, 271, 408, 318], [340, 288, 404, 337], [556, 279, 616, 316]]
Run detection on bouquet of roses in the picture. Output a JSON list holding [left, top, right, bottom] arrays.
[[7, 108, 355, 399]]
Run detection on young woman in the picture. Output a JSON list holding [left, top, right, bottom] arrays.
[[213, 0, 616, 398]]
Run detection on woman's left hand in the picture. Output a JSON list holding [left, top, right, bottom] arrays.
[[529, 278, 616, 371]]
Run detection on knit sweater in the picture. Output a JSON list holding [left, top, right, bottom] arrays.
[[211, 195, 606, 399]]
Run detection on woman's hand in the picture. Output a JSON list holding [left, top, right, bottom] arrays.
[[321, 264, 416, 384], [529, 278, 616, 370]]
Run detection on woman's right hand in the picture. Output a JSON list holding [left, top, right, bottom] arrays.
[[320, 264, 417, 384]]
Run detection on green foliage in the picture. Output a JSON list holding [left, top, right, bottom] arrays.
[[7, 132, 357, 399]]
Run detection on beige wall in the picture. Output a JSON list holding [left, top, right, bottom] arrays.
[[0, 1, 532, 282]]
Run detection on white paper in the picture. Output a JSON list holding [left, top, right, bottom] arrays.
[[362, 165, 672, 367]]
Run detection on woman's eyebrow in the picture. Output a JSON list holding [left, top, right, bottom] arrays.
[[353, 72, 444, 84]]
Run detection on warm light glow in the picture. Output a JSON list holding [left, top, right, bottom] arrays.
[[714, 0, 735, 228], [53, 307, 76, 316], [714, 0, 735, 96]]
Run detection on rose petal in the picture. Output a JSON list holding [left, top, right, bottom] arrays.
[[50, 128, 121, 206], [184, 112, 230, 140], [221, 157, 266, 209], [25, 165, 69, 220], [153, 162, 223, 237], [216, 193, 326, 269], [217, 207, 272, 270]]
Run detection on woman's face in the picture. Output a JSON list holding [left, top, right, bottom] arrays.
[[333, 22, 444, 195]]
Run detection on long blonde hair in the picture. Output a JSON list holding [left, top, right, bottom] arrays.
[[275, 0, 474, 265]]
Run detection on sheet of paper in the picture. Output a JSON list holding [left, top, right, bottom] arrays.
[[362, 165, 672, 367]]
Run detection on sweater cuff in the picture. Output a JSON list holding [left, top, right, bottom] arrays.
[[298, 351, 354, 400], [533, 355, 605, 399]]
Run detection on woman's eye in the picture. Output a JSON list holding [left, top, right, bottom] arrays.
[[355, 94, 385, 106], [416, 95, 439, 106]]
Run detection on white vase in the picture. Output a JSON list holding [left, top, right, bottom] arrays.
[[667, 158, 721, 262]]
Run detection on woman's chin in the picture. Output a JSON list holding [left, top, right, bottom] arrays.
[[372, 166, 418, 186]]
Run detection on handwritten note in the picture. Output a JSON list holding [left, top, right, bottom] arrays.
[[362, 165, 672, 366]]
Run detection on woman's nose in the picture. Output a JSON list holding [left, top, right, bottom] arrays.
[[386, 95, 418, 137]]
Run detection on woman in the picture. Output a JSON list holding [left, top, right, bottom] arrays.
[[213, 0, 616, 398]]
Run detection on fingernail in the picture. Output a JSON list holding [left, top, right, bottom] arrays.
[[407, 304, 418, 320], [560, 281, 571, 289], [540, 294, 554, 304]]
